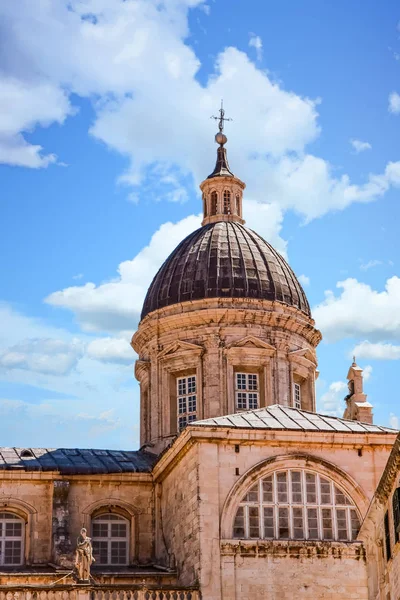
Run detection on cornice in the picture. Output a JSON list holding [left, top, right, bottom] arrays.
[[132, 298, 321, 351], [220, 539, 366, 560]]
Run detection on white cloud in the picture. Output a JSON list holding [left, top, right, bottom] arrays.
[[0, 78, 72, 167], [45, 213, 202, 331], [86, 337, 135, 364], [0, 0, 397, 226], [318, 381, 347, 417], [44, 201, 288, 333], [298, 274, 310, 286], [249, 34, 263, 61], [313, 277, 400, 342], [352, 341, 400, 361], [389, 92, 400, 115], [350, 139, 371, 153], [360, 259, 382, 271], [0, 338, 83, 375], [363, 365, 372, 381], [389, 413, 400, 429]]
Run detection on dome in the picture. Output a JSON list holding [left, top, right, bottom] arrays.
[[141, 221, 310, 319]]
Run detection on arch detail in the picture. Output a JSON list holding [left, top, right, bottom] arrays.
[[221, 453, 369, 539], [82, 498, 140, 564], [0, 498, 37, 565]]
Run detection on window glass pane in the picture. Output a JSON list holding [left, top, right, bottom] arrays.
[[111, 523, 127, 538], [322, 508, 333, 540], [307, 507, 319, 539], [277, 472, 288, 503], [305, 473, 316, 504], [178, 379, 186, 395], [291, 472, 303, 504], [336, 508, 348, 541], [188, 396, 196, 413], [4, 541, 21, 565], [5, 522, 22, 537], [262, 477, 273, 503], [248, 507, 259, 538], [278, 507, 289, 539], [92, 523, 108, 538], [111, 541, 127, 565], [248, 393, 258, 409], [350, 510, 360, 541], [293, 507, 304, 539], [233, 507, 245, 538], [334, 486, 350, 506], [187, 376, 196, 394], [320, 478, 332, 504], [263, 507, 274, 538], [243, 484, 258, 503], [236, 374, 246, 389], [93, 541, 108, 564], [236, 392, 247, 410], [248, 375, 258, 390]]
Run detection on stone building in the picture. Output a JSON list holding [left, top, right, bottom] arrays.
[[0, 113, 399, 600]]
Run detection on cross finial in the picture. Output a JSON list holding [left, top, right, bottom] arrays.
[[211, 99, 232, 133], [353, 355, 356, 365]]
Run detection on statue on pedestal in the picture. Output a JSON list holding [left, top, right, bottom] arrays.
[[75, 527, 95, 582]]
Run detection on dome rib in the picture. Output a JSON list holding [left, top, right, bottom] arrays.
[[141, 222, 311, 319]]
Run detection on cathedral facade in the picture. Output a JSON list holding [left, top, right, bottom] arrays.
[[0, 116, 399, 600]]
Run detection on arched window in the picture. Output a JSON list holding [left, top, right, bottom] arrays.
[[203, 194, 207, 217], [223, 190, 231, 214], [0, 512, 24, 566], [211, 191, 218, 215], [92, 514, 129, 565], [233, 469, 360, 542], [235, 194, 240, 215]]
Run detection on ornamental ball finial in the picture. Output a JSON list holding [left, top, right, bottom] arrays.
[[215, 132, 227, 145]]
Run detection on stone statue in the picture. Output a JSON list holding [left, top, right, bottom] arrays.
[[75, 527, 95, 582]]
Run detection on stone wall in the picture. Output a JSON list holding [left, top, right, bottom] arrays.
[[0, 472, 154, 567], [220, 542, 368, 600], [172, 428, 396, 599], [155, 444, 201, 586]]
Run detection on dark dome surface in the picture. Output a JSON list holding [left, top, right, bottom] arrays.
[[141, 222, 310, 319]]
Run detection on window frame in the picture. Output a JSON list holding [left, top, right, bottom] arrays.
[[235, 372, 259, 411], [177, 374, 197, 432], [211, 191, 218, 215], [223, 190, 231, 215], [91, 513, 130, 567], [233, 469, 361, 542], [0, 512, 25, 566], [293, 382, 301, 409]]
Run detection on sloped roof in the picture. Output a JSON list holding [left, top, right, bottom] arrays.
[[0, 448, 157, 474], [193, 404, 396, 434]]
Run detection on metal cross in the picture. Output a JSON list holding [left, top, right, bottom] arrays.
[[211, 100, 232, 133]]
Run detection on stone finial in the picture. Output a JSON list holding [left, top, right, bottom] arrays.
[[343, 360, 373, 424]]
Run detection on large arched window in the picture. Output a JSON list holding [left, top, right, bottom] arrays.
[[233, 469, 360, 542], [92, 514, 129, 565], [0, 512, 24, 566]]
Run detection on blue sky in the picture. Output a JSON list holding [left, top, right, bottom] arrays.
[[1, 0, 400, 449]]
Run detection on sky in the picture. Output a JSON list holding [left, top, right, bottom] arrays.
[[1, 0, 400, 449]]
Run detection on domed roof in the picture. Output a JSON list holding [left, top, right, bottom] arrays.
[[141, 222, 310, 319]]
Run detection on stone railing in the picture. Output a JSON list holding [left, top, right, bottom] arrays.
[[0, 589, 200, 600]]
